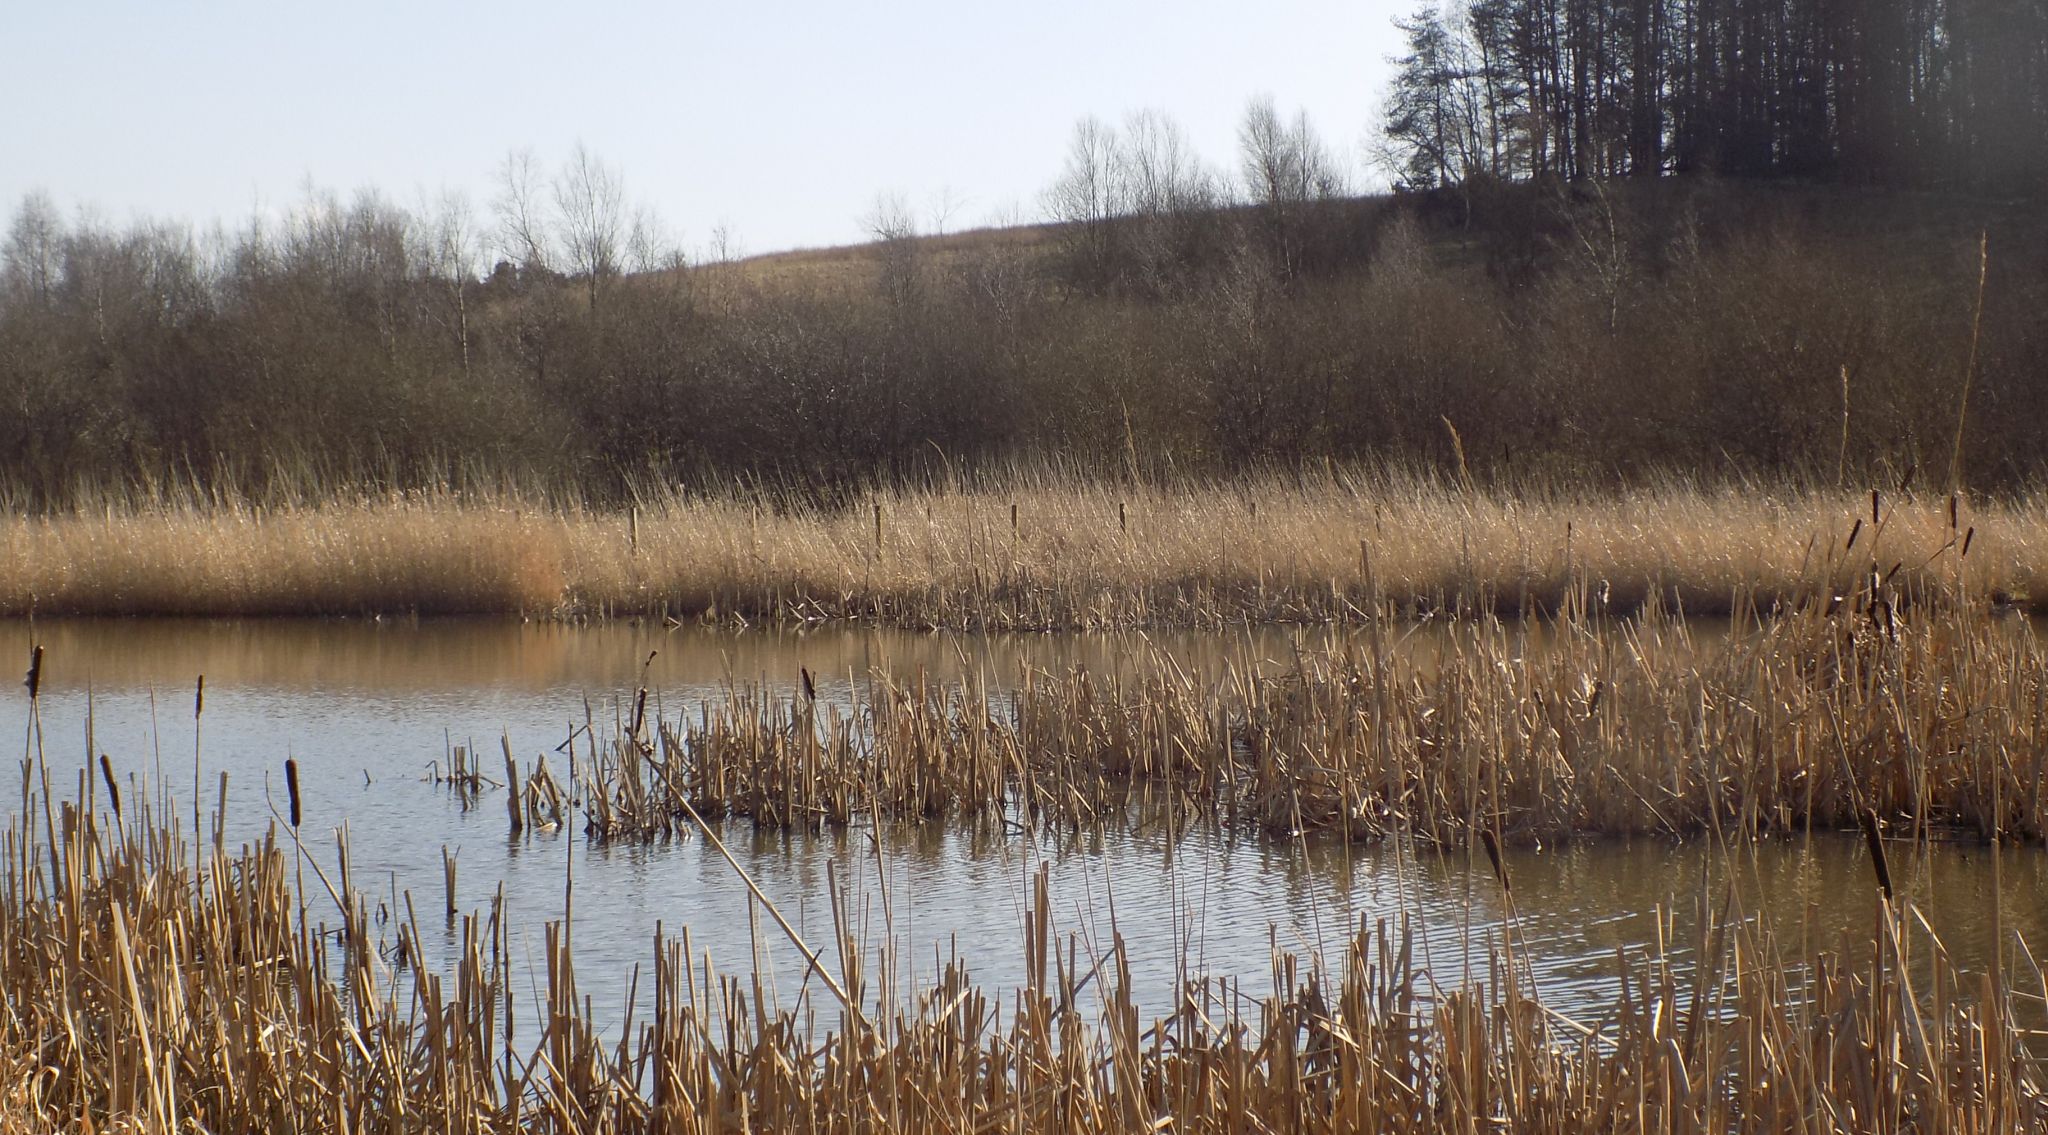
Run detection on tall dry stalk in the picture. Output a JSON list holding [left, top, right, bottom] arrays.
[[1949, 231, 1991, 495], [1838, 363, 1852, 488]]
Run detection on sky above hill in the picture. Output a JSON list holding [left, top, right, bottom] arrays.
[[1, 0, 1407, 259]]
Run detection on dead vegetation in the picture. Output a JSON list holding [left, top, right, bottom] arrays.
[[5, 719, 2045, 1132], [4, 472, 2044, 625], [560, 572, 2047, 847]]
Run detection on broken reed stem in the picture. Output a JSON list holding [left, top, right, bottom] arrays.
[[504, 735, 523, 836]]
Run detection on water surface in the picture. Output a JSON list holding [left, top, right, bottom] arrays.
[[4, 617, 2040, 1034]]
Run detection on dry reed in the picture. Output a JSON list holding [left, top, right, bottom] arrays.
[[4, 740, 2044, 1133], [565, 584, 2048, 846], [4, 472, 2045, 625]]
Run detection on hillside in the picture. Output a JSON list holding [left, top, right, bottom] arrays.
[[2, 177, 2044, 506], [706, 223, 1060, 297]]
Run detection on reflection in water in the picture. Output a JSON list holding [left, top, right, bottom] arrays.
[[1, 617, 2041, 1035], [3, 616, 1314, 694]]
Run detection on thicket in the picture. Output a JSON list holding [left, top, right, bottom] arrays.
[[2, 153, 2043, 509]]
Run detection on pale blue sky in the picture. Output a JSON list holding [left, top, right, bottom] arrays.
[[1, 1, 1409, 256]]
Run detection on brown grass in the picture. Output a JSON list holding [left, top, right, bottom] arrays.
[[697, 222, 1057, 298], [4, 472, 2046, 625], [563, 585, 2048, 846], [5, 733, 2044, 1132]]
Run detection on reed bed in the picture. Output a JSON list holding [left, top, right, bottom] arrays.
[[5, 742, 2045, 1132], [4, 473, 2045, 625], [568, 584, 2048, 846]]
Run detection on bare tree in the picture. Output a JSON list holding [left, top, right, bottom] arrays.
[[133, 219, 210, 330], [927, 185, 968, 238], [422, 190, 481, 374], [553, 142, 625, 313], [1118, 110, 1219, 294], [706, 222, 743, 265], [4, 191, 64, 308], [1044, 117, 1127, 291], [1121, 110, 1209, 216], [492, 148, 552, 277], [957, 200, 1035, 333], [1238, 98, 1343, 280], [626, 204, 682, 276], [57, 206, 120, 349], [862, 189, 918, 242], [863, 190, 922, 308], [1239, 97, 1342, 207]]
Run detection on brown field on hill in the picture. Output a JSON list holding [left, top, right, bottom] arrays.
[[703, 223, 1057, 297]]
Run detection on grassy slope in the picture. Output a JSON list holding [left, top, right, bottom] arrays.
[[701, 221, 1058, 297]]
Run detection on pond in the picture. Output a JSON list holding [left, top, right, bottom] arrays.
[[4, 616, 2042, 1036]]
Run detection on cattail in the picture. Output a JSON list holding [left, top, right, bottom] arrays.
[[1480, 829, 1510, 895], [99, 755, 121, 822], [285, 758, 301, 828], [195, 675, 205, 719], [23, 645, 40, 701], [1858, 808, 1893, 901], [1845, 517, 1862, 551]]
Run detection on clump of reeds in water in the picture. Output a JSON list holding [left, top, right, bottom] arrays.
[[569, 578, 2048, 848], [4, 735, 2045, 1132]]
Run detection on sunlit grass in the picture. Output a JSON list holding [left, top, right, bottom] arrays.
[[3, 470, 2044, 624]]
